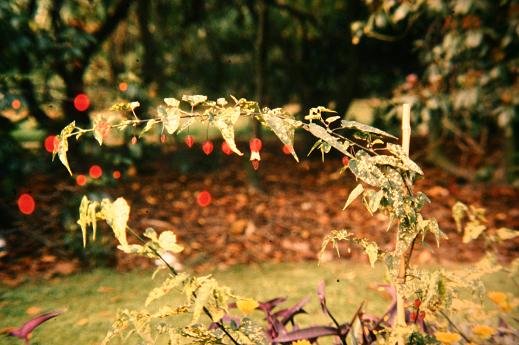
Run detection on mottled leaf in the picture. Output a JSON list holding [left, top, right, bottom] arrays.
[[263, 108, 301, 161], [305, 123, 349, 155], [385, 143, 423, 175], [145, 272, 189, 306], [349, 154, 388, 188], [192, 279, 216, 323], [214, 107, 243, 155], [341, 120, 397, 139]]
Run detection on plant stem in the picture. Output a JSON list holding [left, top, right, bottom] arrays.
[[395, 104, 411, 345], [439, 310, 472, 343], [126, 226, 241, 345]]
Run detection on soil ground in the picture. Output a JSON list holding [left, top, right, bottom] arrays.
[[1, 142, 518, 285]]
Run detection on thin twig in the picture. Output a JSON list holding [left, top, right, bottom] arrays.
[[439, 310, 472, 343]]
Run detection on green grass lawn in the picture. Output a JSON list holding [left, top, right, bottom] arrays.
[[0, 261, 516, 345]]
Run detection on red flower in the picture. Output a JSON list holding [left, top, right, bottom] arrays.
[[202, 141, 214, 155]]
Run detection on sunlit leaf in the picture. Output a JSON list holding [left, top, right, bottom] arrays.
[[340, 120, 397, 139], [236, 298, 259, 315], [262, 108, 301, 161], [55, 121, 76, 175], [343, 184, 364, 210], [305, 123, 349, 156], [78, 196, 89, 247], [104, 197, 130, 247], [365, 242, 379, 268], [214, 107, 243, 156], [158, 231, 184, 253], [145, 272, 189, 306]]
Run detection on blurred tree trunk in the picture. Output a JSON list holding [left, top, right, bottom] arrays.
[[506, 110, 519, 183], [138, 0, 161, 85], [253, 0, 268, 139], [49, 0, 132, 129]]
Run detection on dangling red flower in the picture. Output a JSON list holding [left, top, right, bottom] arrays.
[[221, 141, 232, 155], [185, 135, 194, 148], [202, 140, 214, 155], [131, 136, 137, 145], [160, 134, 167, 143], [342, 156, 350, 166], [282, 144, 292, 155], [249, 138, 262, 170]]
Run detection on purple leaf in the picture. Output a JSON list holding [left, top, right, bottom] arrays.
[[317, 281, 332, 318], [9, 311, 62, 339], [273, 296, 310, 325], [273, 325, 341, 343], [259, 297, 287, 312]]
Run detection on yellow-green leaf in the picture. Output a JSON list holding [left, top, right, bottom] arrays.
[[343, 184, 364, 210], [263, 108, 301, 162], [104, 197, 130, 247], [158, 231, 184, 253], [56, 121, 76, 175], [145, 272, 189, 306], [214, 107, 243, 156], [496, 227, 518, 240], [77, 196, 89, 247], [164, 98, 180, 107], [364, 242, 379, 268]]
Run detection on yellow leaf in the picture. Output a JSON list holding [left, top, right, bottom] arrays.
[[26, 306, 41, 315], [471, 325, 495, 340], [77, 196, 89, 247], [236, 298, 259, 315], [56, 121, 76, 175], [104, 198, 130, 247], [434, 331, 461, 344], [158, 231, 184, 253], [496, 227, 518, 240]]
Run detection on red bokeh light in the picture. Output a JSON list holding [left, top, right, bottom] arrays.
[[89, 165, 103, 179], [202, 141, 214, 155], [197, 190, 212, 207], [11, 99, 21, 110], [221, 141, 232, 155], [18, 194, 35, 215], [76, 174, 87, 186], [43, 135, 58, 153], [73, 93, 90, 112], [118, 82, 128, 92], [113, 170, 121, 179]]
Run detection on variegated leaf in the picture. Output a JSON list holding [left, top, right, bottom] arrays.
[[263, 108, 302, 161], [305, 123, 350, 156], [340, 120, 397, 139], [214, 107, 243, 155]]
